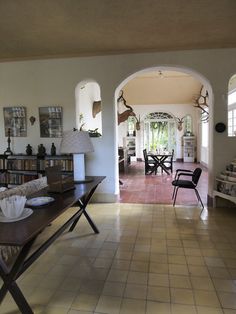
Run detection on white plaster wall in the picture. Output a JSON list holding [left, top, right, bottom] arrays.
[[0, 48, 235, 201], [75, 82, 102, 132]]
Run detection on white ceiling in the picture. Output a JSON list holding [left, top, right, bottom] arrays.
[[123, 71, 202, 105], [0, 0, 235, 61]]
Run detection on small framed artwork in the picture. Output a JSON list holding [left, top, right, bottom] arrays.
[[3, 106, 27, 137], [39, 106, 63, 138]]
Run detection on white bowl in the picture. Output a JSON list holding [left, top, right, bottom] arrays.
[[0, 195, 26, 218]]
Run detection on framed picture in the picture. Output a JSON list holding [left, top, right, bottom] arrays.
[[39, 106, 63, 138], [3, 107, 27, 137]]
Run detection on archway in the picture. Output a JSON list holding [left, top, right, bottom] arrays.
[[75, 80, 102, 135], [115, 65, 213, 204]]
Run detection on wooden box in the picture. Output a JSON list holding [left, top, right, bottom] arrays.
[[45, 165, 74, 193]]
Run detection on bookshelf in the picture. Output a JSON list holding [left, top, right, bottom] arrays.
[[183, 136, 195, 162], [213, 159, 236, 207], [123, 136, 136, 162], [0, 154, 73, 187]]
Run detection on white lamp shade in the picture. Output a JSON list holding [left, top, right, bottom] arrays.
[[60, 130, 94, 182], [60, 130, 94, 154]]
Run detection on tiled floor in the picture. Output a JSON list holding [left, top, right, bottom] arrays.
[[119, 161, 208, 205], [2, 203, 236, 314]]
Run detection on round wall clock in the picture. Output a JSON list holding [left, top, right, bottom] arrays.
[[215, 122, 226, 133]]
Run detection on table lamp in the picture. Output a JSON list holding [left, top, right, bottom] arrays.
[[60, 130, 94, 182]]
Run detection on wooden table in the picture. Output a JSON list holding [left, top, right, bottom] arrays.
[[147, 153, 172, 175], [0, 176, 105, 314]]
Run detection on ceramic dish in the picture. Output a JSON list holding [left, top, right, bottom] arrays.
[[0, 208, 33, 223], [26, 196, 55, 207]]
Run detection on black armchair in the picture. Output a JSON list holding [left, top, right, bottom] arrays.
[[143, 149, 156, 174], [172, 167, 204, 211]]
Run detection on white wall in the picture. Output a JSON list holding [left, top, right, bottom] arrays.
[[0, 48, 235, 201], [75, 82, 102, 132]]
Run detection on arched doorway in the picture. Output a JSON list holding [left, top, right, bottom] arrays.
[[116, 65, 213, 205]]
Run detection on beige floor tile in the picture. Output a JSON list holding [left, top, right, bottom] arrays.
[[97, 249, 116, 258], [150, 253, 168, 263], [107, 269, 128, 282], [71, 293, 99, 311], [196, 306, 224, 314], [169, 275, 192, 289], [188, 265, 210, 276], [57, 254, 79, 266], [167, 239, 183, 247], [29, 288, 56, 306], [149, 262, 169, 274], [223, 309, 236, 314], [68, 310, 93, 314], [124, 283, 147, 299], [168, 254, 187, 265], [132, 251, 150, 262], [171, 287, 195, 305], [79, 280, 105, 294], [148, 273, 169, 287], [213, 278, 236, 293], [201, 248, 220, 257], [5, 204, 236, 313], [102, 281, 125, 297], [205, 257, 225, 267], [49, 290, 76, 308], [93, 257, 113, 268], [223, 258, 236, 268], [168, 247, 185, 255], [184, 248, 202, 256], [115, 251, 133, 260], [191, 276, 215, 290], [39, 305, 69, 313], [130, 260, 149, 272], [112, 259, 131, 270], [95, 295, 122, 314], [60, 276, 83, 292], [171, 303, 197, 314], [147, 285, 170, 302], [146, 300, 171, 314], [229, 268, 236, 279], [208, 267, 231, 279], [127, 271, 148, 285], [182, 240, 200, 248], [186, 255, 205, 266], [194, 290, 221, 307], [218, 292, 236, 309], [169, 263, 189, 276], [120, 298, 146, 314]]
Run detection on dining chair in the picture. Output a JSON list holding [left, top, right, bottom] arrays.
[[172, 167, 204, 212], [162, 149, 174, 173], [143, 149, 156, 174]]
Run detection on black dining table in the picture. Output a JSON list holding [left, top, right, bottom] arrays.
[[147, 152, 172, 175], [0, 176, 105, 314]]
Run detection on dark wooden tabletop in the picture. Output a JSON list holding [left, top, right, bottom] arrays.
[[0, 176, 105, 246]]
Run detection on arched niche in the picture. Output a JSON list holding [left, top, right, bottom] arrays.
[[75, 80, 102, 137], [228, 74, 236, 137]]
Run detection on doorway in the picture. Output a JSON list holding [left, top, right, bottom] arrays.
[[144, 112, 176, 155]]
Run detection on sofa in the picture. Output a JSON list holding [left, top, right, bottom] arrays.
[[0, 177, 48, 267]]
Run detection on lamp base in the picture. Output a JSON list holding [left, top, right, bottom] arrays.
[[74, 176, 94, 184]]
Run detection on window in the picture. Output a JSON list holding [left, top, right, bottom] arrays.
[[228, 89, 236, 137], [202, 120, 208, 147]]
